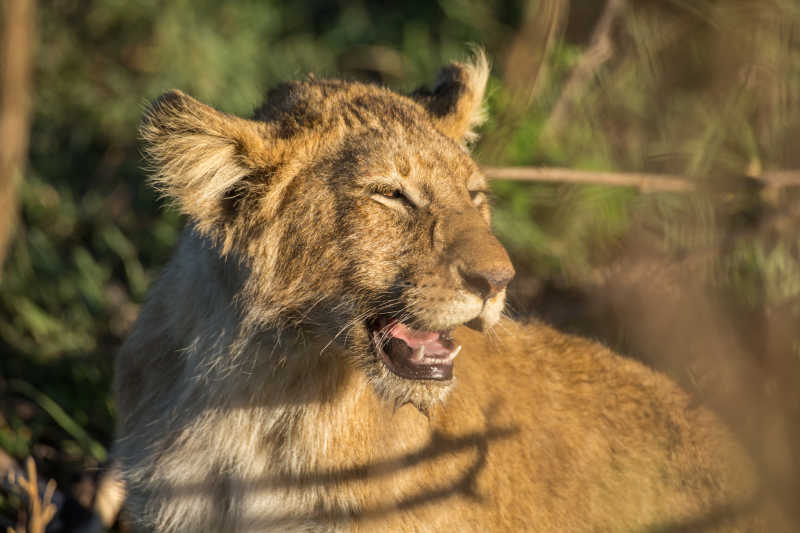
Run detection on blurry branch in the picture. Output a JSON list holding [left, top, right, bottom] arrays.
[[0, 0, 35, 275], [543, 0, 626, 138], [6, 457, 57, 533], [482, 0, 568, 162], [758, 170, 800, 188], [504, 0, 570, 102], [0, 449, 23, 490], [483, 166, 691, 192], [482, 166, 800, 192]]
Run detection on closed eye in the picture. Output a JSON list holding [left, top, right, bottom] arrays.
[[469, 189, 489, 207], [382, 189, 406, 201], [370, 186, 416, 210]]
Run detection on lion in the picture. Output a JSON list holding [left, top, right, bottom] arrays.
[[113, 51, 778, 532]]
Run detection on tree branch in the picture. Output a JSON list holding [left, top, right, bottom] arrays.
[[0, 0, 36, 274], [481, 166, 800, 192], [543, 0, 626, 137]]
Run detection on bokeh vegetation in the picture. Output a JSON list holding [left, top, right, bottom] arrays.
[[2, 0, 799, 529]]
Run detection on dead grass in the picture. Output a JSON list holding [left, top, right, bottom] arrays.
[[6, 458, 56, 533]]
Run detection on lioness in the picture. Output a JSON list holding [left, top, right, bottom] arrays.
[[114, 52, 771, 532]]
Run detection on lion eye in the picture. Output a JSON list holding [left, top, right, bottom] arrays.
[[372, 187, 415, 209], [469, 190, 488, 207], [383, 189, 405, 200]]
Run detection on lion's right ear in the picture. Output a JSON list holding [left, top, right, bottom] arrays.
[[140, 90, 273, 232], [411, 50, 490, 146]]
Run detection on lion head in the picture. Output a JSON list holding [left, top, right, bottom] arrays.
[[140, 51, 514, 410]]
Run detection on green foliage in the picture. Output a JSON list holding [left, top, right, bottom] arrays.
[[723, 239, 800, 309]]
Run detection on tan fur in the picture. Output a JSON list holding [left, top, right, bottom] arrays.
[[115, 51, 775, 532]]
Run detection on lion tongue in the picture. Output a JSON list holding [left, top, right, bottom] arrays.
[[374, 319, 458, 381], [388, 322, 451, 356]]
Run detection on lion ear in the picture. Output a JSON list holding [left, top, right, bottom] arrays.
[[140, 90, 273, 231], [412, 50, 490, 145]]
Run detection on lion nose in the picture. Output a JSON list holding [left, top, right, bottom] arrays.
[[459, 265, 515, 300]]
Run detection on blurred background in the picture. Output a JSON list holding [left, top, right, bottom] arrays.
[[1, 0, 799, 530]]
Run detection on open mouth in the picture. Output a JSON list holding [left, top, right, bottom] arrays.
[[368, 317, 461, 381]]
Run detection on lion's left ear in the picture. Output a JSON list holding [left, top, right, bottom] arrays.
[[412, 50, 490, 145]]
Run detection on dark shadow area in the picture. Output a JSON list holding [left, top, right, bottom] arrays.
[[137, 406, 519, 530], [151, 426, 517, 497]]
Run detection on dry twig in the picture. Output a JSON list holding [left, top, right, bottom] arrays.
[[543, 0, 627, 137], [504, 0, 570, 103], [481, 0, 569, 162], [6, 458, 57, 533], [482, 165, 692, 192], [481, 165, 800, 192]]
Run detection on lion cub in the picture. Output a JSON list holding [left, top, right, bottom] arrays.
[[114, 52, 771, 532]]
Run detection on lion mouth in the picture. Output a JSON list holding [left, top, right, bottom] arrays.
[[368, 317, 461, 381]]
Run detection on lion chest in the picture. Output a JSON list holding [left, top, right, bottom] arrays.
[[245, 380, 486, 531]]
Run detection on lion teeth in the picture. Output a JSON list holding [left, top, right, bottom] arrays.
[[411, 344, 463, 365], [439, 345, 461, 362], [449, 345, 462, 361], [411, 345, 425, 362]]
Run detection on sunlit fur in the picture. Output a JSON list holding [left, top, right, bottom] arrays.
[[114, 51, 777, 532]]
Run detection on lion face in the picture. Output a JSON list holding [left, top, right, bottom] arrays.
[[141, 52, 513, 409], [313, 129, 514, 407]]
